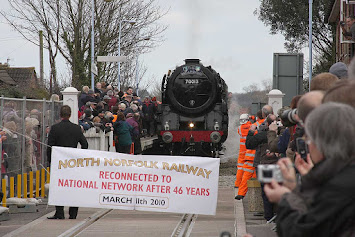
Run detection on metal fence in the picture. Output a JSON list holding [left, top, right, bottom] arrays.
[[0, 97, 63, 181]]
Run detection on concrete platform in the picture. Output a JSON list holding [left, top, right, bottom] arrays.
[[2, 187, 277, 237]]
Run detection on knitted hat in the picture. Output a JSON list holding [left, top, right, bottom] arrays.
[[329, 62, 348, 79]]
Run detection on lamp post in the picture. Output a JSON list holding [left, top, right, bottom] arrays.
[[309, 0, 313, 91], [135, 37, 150, 96], [118, 20, 136, 92], [91, 0, 95, 90]]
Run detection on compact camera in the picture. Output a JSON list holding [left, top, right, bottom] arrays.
[[340, 21, 346, 26], [257, 164, 283, 183]]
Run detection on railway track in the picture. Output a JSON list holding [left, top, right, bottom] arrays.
[[58, 210, 197, 237], [171, 214, 198, 237]]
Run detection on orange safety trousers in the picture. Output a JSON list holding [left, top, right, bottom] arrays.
[[235, 122, 251, 187], [237, 151, 256, 196], [237, 119, 264, 196]]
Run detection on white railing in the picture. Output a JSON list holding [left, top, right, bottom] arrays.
[[83, 128, 115, 152]]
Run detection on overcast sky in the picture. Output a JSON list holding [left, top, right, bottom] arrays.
[[0, 0, 288, 93]]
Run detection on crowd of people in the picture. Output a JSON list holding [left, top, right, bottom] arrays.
[[237, 61, 355, 236], [77, 82, 159, 154]]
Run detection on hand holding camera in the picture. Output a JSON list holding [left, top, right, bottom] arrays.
[[295, 152, 314, 176], [264, 180, 291, 203]]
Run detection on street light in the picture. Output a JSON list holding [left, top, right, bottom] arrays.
[[309, 0, 313, 92], [91, 0, 95, 90], [118, 19, 136, 92], [135, 37, 150, 96]]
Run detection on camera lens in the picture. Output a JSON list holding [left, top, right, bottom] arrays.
[[280, 109, 298, 127], [263, 170, 273, 178]]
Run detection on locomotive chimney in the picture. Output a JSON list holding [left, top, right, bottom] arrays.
[[184, 59, 200, 64]]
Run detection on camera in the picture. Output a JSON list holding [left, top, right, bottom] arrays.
[[296, 137, 308, 160], [340, 21, 346, 26], [257, 164, 283, 183], [280, 109, 298, 127]]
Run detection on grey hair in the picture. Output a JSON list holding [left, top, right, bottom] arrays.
[[130, 103, 138, 111], [262, 105, 273, 118], [305, 102, 355, 161], [82, 86, 89, 93], [119, 103, 126, 110]]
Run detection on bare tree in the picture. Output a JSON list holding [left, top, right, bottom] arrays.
[[1, 0, 167, 91]]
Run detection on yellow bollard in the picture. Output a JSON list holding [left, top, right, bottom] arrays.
[[10, 177, 14, 198], [29, 172, 33, 198], [2, 179, 6, 207], [23, 173, 28, 198], [41, 169, 45, 197], [17, 174, 22, 198], [47, 167, 50, 183], [36, 171, 40, 198]]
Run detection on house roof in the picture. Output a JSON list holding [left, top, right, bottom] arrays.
[[6, 67, 37, 84], [0, 70, 16, 85]]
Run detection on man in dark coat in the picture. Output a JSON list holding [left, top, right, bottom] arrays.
[[47, 105, 88, 220]]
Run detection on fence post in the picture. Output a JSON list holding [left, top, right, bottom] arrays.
[[267, 89, 285, 115], [21, 97, 26, 182], [109, 132, 114, 152], [0, 96, 3, 190], [41, 98, 47, 167], [100, 131, 105, 151], [2, 179, 6, 206], [61, 87, 80, 125]]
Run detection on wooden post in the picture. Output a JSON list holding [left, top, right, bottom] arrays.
[[29, 172, 34, 198], [47, 167, 50, 183], [23, 173, 28, 198], [17, 174, 22, 198], [2, 179, 6, 207], [41, 169, 45, 197], [36, 171, 40, 198], [10, 177, 14, 198]]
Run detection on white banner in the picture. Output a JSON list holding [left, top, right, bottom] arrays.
[[48, 147, 220, 215]]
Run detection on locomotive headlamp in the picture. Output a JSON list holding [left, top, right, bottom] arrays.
[[189, 122, 195, 128]]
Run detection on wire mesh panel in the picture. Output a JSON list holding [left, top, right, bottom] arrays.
[[1, 98, 25, 179], [0, 97, 62, 178]]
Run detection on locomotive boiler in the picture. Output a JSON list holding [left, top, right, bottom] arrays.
[[156, 59, 228, 157]]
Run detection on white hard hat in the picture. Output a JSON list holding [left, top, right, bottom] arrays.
[[239, 113, 249, 124]]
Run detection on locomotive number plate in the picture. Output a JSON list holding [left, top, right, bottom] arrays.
[[184, 79, 199, 84]]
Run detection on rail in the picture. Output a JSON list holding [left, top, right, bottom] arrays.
[[171, 213, 198, 237]]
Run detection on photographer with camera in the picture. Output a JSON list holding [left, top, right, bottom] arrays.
[[341, 16, 355, 41], [235, 109, 266, 201], [241, 105, 277, 221], [263, 103, 355, 236]]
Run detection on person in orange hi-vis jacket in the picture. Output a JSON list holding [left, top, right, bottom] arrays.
[[234, 114, 252, 188], [235, 115, 265, 200]]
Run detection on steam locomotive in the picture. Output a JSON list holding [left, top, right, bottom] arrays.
[[155, 59, 228, 157]]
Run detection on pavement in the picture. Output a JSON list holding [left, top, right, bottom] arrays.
[[241, 190, 277, 237], [0, 187, 277, 237]]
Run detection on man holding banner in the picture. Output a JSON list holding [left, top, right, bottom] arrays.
[[47, 105, 88, 220]]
